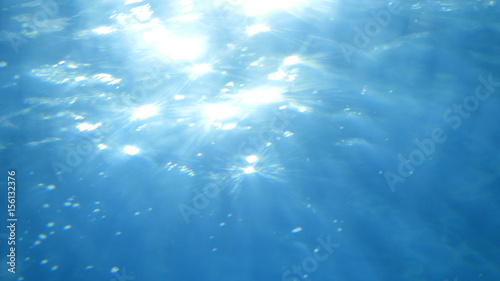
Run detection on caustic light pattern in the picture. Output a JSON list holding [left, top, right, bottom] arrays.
[[15, 0, 349, 188]]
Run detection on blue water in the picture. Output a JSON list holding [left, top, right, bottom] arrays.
[[1, 0, 499, 280]]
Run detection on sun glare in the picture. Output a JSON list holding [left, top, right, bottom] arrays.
[[246, 24, 271, 36], [156, 37, 205, 60], [238, 0, 306, 16], [283, 55, 300, 66], [132, 104, 159, 120], [246, 155, 258, 164], [240, 88, 283, 104], [204, 103, 239, 120], [123, 145, 140, 156], [191, 63, 212, 75], [243, 166, 256, 174]]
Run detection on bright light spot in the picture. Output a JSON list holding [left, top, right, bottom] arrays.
[[98, 143, 108, 150], [75, 76, 86, 81], [171, 14, 200, 22], [180, 0, 193, 12], [40, 259, 48, 265], [131, 4, 153, 21], [283, 55, 300, 66], [268, 69, 287, 80], [222, 123, 237, 130], [156, 37, 204, 60], [77, 122, 102, 132], [0, 61, 7, 68], [174, 94, 185, 100], [125, 0, 142, 4], [243, 166, 256, 174], [110, 267, 120, 274], [204, 103, 238, 120], [46, 185, 56, 191], [246, 24, 271, 36], [239, 0, 306, 16], [93, 73, 121, 85], [132, 104, 158, 120], [143, 26, 171, 43], [240, 88, 282, 104], [191, 63, 212, 75], [287, 74, 297, 82], [46, 222, 55, 228], [92, 26, 117, 34], [291, 227, 302, 233], [246, 155, 258, 164], [124, 145, 140, 155], [299, 107, 306, 112]]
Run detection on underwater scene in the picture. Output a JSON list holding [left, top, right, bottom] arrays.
[[0, 0, 499, 280]]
